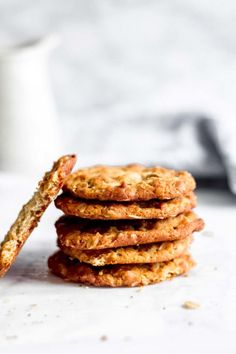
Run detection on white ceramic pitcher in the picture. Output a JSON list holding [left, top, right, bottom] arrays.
[[0, 36, 62, 175]]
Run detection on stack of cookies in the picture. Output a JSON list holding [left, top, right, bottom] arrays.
[[48, 164, 204, 287]]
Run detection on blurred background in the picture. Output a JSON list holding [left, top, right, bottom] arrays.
[[0, 0, 235, 192]]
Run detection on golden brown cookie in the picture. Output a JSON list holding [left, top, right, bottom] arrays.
[[48, 251, 195, 287], [56, 212, 204, 250], [63, 164, 196, 201], [0, 154, 76, 277], [55, 192, 196, 220], [59, 235, 192, 266]]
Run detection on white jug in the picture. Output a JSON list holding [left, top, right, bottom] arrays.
[[0, 36, 62, 175]]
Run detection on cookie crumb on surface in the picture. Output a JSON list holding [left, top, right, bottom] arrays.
[[182, 301, 200, 309], [100, 335, 108, 341], [3, 298, 10, 303], [136, 287, 144, 292], [201, 230, 214, 237], [124, 336, 131, 341], [6, 335, 18, 340]]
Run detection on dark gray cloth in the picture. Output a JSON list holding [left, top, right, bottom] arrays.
[[71, 114, 235, 194]]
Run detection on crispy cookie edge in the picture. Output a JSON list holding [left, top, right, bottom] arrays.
[[59, 235, 192, 266], [0, 154, 76, 277], [56, 213, 204, 250], [48, 251, 195, 287], [55, 192, 197, 220]]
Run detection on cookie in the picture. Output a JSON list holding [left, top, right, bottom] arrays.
[[56, 212, 204, 250], [59, 235, 192, 266], [48, 251, 195, 287], [55, 192, 196, 220], [0, 154, 76, 277], [63, 164, 196, 201]]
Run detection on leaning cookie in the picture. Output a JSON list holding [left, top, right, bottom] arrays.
[[63, 164, 196, 201], [0, 155, 76, 277], [48, 251, 195, 287], [59, 235, 192, 266], [56, 212, 204, 250], [55, 192, 196, 220]]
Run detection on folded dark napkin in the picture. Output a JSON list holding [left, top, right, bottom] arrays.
[[72, 114, 235, 194]]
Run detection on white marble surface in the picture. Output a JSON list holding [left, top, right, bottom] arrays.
[[0, 173, 236, 353]]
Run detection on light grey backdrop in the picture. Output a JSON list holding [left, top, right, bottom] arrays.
[[0, 1, 235, 188]]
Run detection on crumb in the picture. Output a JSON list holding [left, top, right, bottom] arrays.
[[182, 301, 200, 310], [124, 336, 131, 342], [78, 284, 89, 289], [202, 230, 214, 237], [2, 298, 10, 303], [6, 335, 18, 340], [31, 320, 44, 325], [100, 335, 108, 341], [136, 287, 143, 293]]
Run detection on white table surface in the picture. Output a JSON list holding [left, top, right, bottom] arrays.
[[0, 173, 236, 354]]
